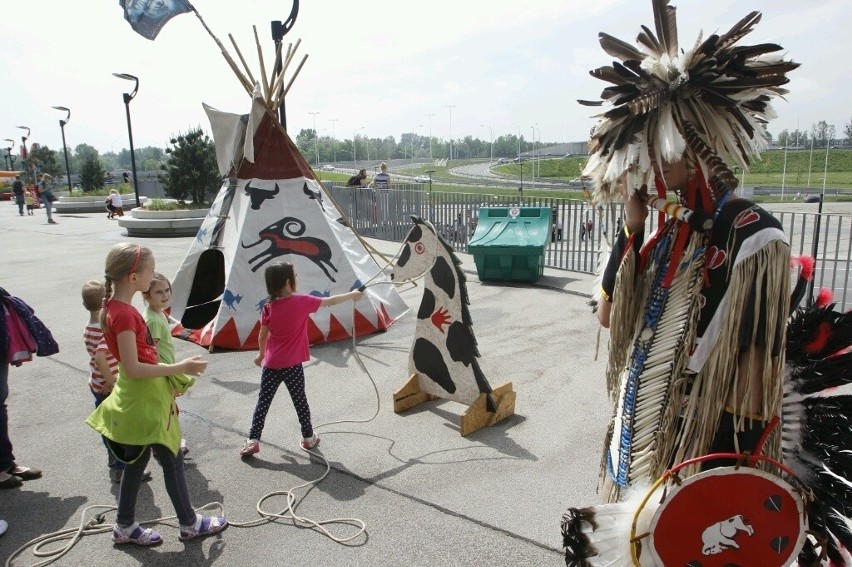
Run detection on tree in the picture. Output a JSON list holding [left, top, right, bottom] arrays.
[[159, 128, 220, 204], [811, 121, 832, 147], [844, 116, 852, 147], [80, 155, 106, 191], [74, 143, 99, 166], [28, 145, 61, 179]]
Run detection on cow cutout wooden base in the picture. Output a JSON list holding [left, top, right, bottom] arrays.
[[390, 217, 516, 436], [393, 375, 516, 436]]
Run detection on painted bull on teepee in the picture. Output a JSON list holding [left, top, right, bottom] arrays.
[[169, 90, 408, 350]]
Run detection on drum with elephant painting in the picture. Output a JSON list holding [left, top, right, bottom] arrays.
[[647, 467, 806, 566]]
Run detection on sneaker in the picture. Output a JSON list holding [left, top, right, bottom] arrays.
[[112, 522, 162, 546], [239, 439, 260, 457], [178, 514, 227, 542], [300, 434, 321, 450], [47, 219, 58, 224], [180, 438, 189, 456]]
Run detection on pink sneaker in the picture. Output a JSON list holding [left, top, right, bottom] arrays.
[[239, 439, 260, 457], [300, 434, 320, 450]]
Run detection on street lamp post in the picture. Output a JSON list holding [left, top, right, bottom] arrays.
[[2, 139, 13, 170], [444, 105, 455, 160], [531, 123, 540, 183], [512, 123, 523, 192], [16, 126, 32, 182], [425, 113, 435, 161], [481, 125, 493, 164], [113, 73, 141, 208], [807, 141, 832, 306], [51, 106, 73, 194], [329, 118, 338, 163], [308, 111, 320, 165]]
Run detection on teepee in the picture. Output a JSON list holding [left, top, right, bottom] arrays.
[[169, 89, 408, 349]]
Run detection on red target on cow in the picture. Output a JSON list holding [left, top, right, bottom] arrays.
[[646, 467, 806, 566]]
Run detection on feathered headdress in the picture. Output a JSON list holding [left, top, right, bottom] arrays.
[[580, 0, 799, 203]]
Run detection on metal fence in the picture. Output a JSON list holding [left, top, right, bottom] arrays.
[[326, 184, 851, 310]]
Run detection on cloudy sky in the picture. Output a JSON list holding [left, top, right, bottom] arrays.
[[1, 0, 848, 157]]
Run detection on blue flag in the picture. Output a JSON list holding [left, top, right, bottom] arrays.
[[119, 0, 193, 40]]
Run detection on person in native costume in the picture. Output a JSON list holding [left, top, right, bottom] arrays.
[[561, 1, 852, 565]]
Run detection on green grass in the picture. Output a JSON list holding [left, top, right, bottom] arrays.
[[317, 152, 852, 202]]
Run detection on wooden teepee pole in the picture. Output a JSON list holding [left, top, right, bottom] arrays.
[[228, 33, 257, 87], [281, 54, 309, 98], [252, 25, 272, 104], [188, 6, 253, 95], [268, 38, 300, 107]]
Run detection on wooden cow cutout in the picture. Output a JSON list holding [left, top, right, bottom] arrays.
[[390, 217, 515, 436]]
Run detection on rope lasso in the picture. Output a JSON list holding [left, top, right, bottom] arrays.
[[7, 239, 433, 565]]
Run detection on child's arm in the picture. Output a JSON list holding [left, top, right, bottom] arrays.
[[320, 290, 363, 307], [254, 325, 268, 367], [116, 330, 206, 379], [94, 350, 116, 392]]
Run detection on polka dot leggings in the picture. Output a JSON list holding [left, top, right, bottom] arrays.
[[248, 364, 313, 440]]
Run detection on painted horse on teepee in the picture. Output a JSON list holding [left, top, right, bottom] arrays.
[[390, 217, 515, 436], [169, 89, 408, 350]]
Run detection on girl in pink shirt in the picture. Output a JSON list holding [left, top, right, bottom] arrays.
[[239, 261, 362, 457]]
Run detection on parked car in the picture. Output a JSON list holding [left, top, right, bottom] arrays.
[[497, 158, 509, 164], [321, 164, 335, 171], [803, 194, 821, 203], [414, 175, 430, 183]]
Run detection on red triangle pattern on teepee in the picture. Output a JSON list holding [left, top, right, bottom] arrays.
[[236, 111, 316, 181], [307, 318, 325, 344], [325, 313, 353, 343], [376, 302, 393, 330], [353, 308, 379, 336], [211, 318, 243, 350]]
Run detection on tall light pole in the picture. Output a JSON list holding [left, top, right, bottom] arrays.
[[329, 118, 338, 162], [308, 111, 320, 165], [16, 126, 30, 179], [51, 106, 73, 194], [444, 104, 455, 160], [808, 138, 833, 306], [2, 139, 14, 171], [425, 113, 435, 161], [512, 123, 523, 191], [481, 124, 493, 164], [530, 125, 539, 186], [113, 73, 141, 208]]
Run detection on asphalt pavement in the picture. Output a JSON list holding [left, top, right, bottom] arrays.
[[0, 200, 607, 566]]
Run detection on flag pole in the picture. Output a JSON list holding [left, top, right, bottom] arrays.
[[188, 4, 253, 95]]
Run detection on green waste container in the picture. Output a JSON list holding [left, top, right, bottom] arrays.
[[468, 206, 551, 283]]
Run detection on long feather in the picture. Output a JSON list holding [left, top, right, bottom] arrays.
[[599, 32, 645, 63], [652, 0, 678, 58]]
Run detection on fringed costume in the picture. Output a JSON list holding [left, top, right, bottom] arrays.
[[560, 1, 852, 565]]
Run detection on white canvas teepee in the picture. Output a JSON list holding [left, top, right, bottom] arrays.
[[169, 91, 408, 350]]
